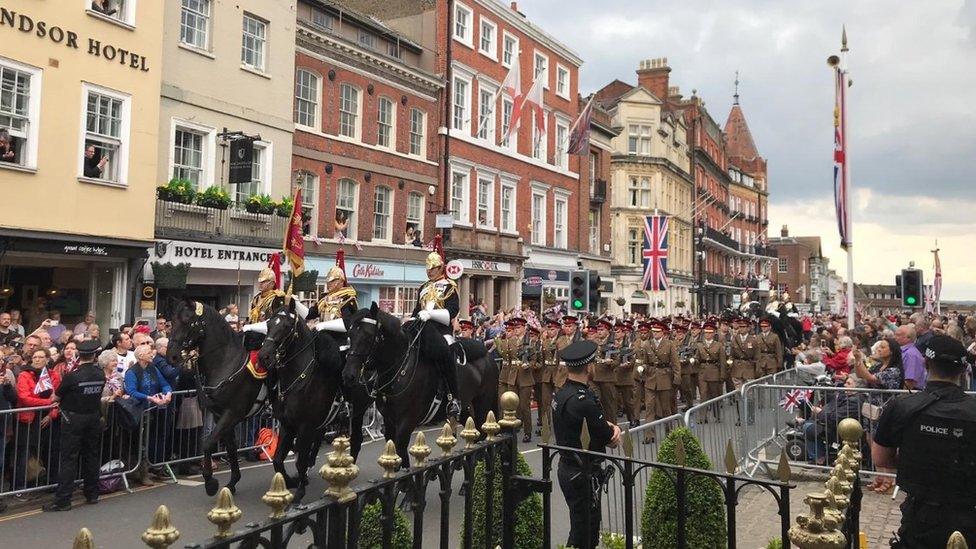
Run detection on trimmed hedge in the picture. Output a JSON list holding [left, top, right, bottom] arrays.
[[640, 427, 727, 549], [468, 451, 544, 549], [357, 500, 412, 549]]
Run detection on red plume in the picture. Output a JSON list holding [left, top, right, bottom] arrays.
[[336, 248, 347, 286], [267, 253, 282, 289], [433, 233, 445, 263]]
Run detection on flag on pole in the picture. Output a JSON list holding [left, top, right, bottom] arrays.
[[933, 247, 942, 312], [779, 389, 813, 412], [511, 75, 545, 144], [501, 54, 521, 102], [833, 65, 851, 250], [283, 188, 305, 276], [567, 96, 594, 155], [641, 215, 669, 292]]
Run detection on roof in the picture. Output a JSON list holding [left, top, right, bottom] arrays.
[[795, 237, 823, 258], [592, 79, 635, 110], [724, 104, 760, 161]]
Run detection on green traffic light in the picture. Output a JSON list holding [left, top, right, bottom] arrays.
[[906, 296, 917, 305], [572, 299, 584, 309]]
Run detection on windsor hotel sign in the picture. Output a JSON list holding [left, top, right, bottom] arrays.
[[1, 9, 151, 72]]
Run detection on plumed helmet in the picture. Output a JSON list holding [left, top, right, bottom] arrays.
[[258, 268, 276, 284], [426, 251, 444, 270], [326, 265, 346, 284]]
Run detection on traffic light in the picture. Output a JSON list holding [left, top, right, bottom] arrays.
[[588, 270, 602, 312], [895, 275, 902, 299], [900, 269, 923, 308], [570, 270, 589, 312]]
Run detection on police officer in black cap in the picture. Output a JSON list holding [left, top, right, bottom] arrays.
[[874, 334, 976, 547], [42, 339, 106, 512], [552, 339, 622, 549]]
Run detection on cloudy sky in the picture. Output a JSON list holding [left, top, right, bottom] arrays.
[[516, 0, 976, 299]]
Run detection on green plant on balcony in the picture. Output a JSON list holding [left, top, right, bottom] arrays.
[[244, 193, 277, 215], [276, 196, 295, 217], [675, 300, 686, 309], [157, 178, 197, 205], [151, 262, 191, 290], [195, 186, 231, 210]]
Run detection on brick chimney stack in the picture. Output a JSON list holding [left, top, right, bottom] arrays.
[[637, 58, 671, 102], [781, 225, 789, 237]]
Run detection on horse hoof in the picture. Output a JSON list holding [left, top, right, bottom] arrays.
[[204, 478, 219, 496]]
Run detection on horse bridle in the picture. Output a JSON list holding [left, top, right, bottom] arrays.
[[350, 316, 426, 398], [347, 317, 382, 379]]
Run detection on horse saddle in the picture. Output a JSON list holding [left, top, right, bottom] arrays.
[[246, 350, 269, 380]]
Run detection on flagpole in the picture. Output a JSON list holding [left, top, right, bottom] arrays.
[[841, 28, 855, 328]]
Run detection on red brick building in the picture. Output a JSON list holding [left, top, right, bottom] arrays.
[[291, 0, 444, 314]]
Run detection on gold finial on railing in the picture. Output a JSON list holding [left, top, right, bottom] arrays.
[[675, 436, 687, 467], [73, 528, 95, 549], [482, 410, 501, 441], [621, 429, 634, 459], [436, 422, 457, 457], [725, 439, 738, 475], [141, 505, 180, 549], [497, 391, 522, 431], [207, 488, 242, 539], [788, 492, 846, 549], [262, 472, 294, 519], [321, 436, 360, 503], [377, 440, 402, 478], [409, 430, 432, 468], [580, 418, 591, 450], [460, 416, 480, 449], [777, 449, 792, 483], [947, 531, 969, 549]]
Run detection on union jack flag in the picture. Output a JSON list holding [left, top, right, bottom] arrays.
[[833, 65, 851, 250], [642, 215, 669, 292], [779, 389, 813, 413]]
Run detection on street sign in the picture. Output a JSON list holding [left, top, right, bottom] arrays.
[[435, 214, 454, 229], [445, 259, 464, 280]]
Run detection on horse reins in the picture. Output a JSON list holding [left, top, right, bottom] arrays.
[[350, 316, 425, 399]]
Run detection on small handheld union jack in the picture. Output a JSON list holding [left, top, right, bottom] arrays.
[[779, 389, 813, 413]]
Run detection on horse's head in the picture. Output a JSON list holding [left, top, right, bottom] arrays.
[[257, 301, 300, 369], [343, 302, 388, 386], [166, 297, 208, 365]]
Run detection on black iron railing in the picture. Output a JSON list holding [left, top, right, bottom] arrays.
[[590, 179, 607, 203]]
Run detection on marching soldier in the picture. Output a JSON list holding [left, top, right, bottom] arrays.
[[535, 320, 559, 436], [729, 318, 758, 390], [756, 318, 784, 376], [412, 237, 461, 415], [694, 322, 726, 421], [517, 325, 542, 442], [638, 320, 680, 443], [457, 319, 475, 340], [633, 322, 652, 419], [553, 316, 577, 389], [590, 320, 618, 422], [496, 319, 521, 402], [612, 324, 638, 427], [675, 320, 698, 409]]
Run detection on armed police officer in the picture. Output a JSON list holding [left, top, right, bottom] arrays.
[[874, 335, 976, 548], [553, 340, 622, 549], [42, 340, 106, 512]]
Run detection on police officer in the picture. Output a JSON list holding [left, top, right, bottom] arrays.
[[552, 340, 622, 549], [874, 335, 976, 547], [42, 340, 106, 512]]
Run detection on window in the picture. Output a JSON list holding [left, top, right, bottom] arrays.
[[477, 87, 495, 141], [0, 61, 39, 168], [801, 259, 806, 274], [89, 0, 135, 25], [82, 87, 130, 184], [294, 69, 320, 128], [627, 221, 642, 265], [534, 51, 549, 88], [531, 191, 546, 245], [310, 8, 334, 32], [589, 151, 597, 183], [387, 41, 402, 59], [500, 96, 514, 149], [628, 124, 651, 155], [241, 14, 267, 71], [358, 29, 376, 50], [778, 257, 788, 273], [589, 209, 600, 253], [502, 33, 518, 68], [377, 97, 395, 149], [378, 286, 418, 316], [556, 65, 569, 98], [409, 108, 425, 156], [450, 169, 469, 223], [532, 115, 547, 161], [476, 176, 493, 227], [500, 182, 515, 232], [555, 120, 569, 169], [452, 77, 469, 132], [554, 196, 567, 249], [453, 2, 473, 46], [406, 192, 424, 236], [236, 143, 267, 202], [296, 171, 318, 236], [339, 84, 360, 138], [628, 177, 651, 208], [373, 186, 392, 241], [479, 18, 496, 58], [335, 178, 358, 240], [172, 128, 204, 189], [180, 0, 210, 49]]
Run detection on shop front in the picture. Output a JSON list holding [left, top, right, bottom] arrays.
[[454, 259, 519, 318], [0, 231, 150, 333], [305, 256, 428, 317], [521, 267, 571, 314]]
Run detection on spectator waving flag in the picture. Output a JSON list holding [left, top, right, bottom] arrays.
[[567, 96, 594, 155], [34, 366, 53, 395], [641, 215, 669, 292], [779, 389, 813, 412]]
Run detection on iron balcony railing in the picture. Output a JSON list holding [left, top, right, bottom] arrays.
[[154, 199, 291, 247], [590, 179, 607, 203]]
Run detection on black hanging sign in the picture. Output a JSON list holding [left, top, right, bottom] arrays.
[[228, 137, 255, 185]]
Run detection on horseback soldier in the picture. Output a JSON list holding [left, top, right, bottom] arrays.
[[638, 320, 680, 443], [308, 250, 358, 348], [535, 319, 559, 435], [248, 267, 287, 325], [613, 323, 638, 428], [756, 318, 784, 376], [411, 236, 462, 416], [497, 318, 522, 402], [553, 316, 577, 389], [590, 320, 618, 422], [694, 322, 727, 419], [729, 318, 758, 390], [517, 325, 542, 442]]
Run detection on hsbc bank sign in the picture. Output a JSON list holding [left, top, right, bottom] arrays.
[[458, 259, 511, 273]]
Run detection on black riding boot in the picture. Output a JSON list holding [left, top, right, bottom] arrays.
[[444, 344, 462, 419]]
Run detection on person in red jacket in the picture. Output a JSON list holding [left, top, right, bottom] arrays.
[[13, 348, 61, 490], [821, 335, 854, 380]]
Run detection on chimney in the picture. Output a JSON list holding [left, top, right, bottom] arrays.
[[780, 225, 789, 237], [510, 2, 518, 11], [636, 57, 671, 102], [668, 86, 681, 100]]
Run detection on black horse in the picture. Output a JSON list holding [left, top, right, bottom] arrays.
[[257, 304, 371, 502], [342, 304, 498, 466], [166, 299, 264, 496]]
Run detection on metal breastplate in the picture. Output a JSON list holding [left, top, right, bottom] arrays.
[[419, 279, 452, 309], [317, 294, 345, 321]]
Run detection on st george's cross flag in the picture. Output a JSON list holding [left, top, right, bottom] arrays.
[[642, 215, 669, 292]]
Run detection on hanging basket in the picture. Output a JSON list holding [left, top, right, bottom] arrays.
[[615, 297, 626, 306], [151, 262, 191, 290], [290, 270, 319, 293]]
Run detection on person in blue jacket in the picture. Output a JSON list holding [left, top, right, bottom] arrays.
[[125, 345, 172, 480]]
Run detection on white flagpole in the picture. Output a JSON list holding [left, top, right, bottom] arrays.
[[841, 27, 855, 328]]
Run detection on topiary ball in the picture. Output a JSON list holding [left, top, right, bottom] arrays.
[[468, 451, 543, 549], [357, 500, 412, 549]]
